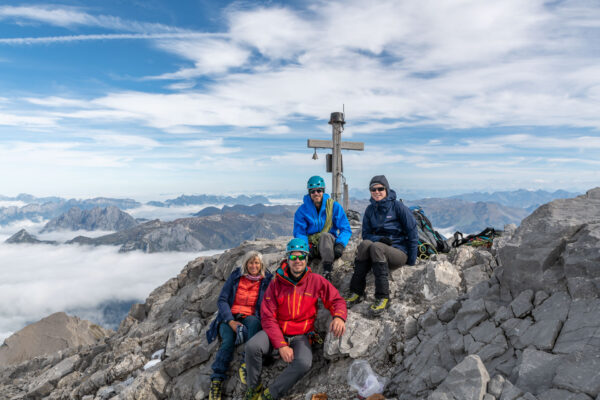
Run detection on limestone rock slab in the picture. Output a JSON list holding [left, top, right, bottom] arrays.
[[428, 355, 489, 400]]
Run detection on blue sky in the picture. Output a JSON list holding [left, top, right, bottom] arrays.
[[0, 0, 599, 199]]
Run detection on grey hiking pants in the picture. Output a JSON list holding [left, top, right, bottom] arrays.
[[356, 240, 408, 267], [317, 232, 335, 263], [245, 330, 312, 399]]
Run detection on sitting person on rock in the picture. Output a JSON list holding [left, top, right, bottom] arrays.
[[346, 175, 418, 314], [293, 175, 352, 280], [242, 238, 347, 400], [206, 251, 273, 400]]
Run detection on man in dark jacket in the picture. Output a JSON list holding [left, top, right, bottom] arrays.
[[346, 175, 418, 314], [293, 175, 352, 280]]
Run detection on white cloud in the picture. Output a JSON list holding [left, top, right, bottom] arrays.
[[0, 219, 48, 241], [127, 204, 224, 221], [182, 138, 240, 154], [151, 38, 251, 77], [0, 142, 129, 168], [165, 81, 196, 90], [0, 5, 186, 33], [228, 6, 314, 59], [7, 0, 600, 133], [24, 96, 93, 108], [0, 32, 207, 45], [36, 229, 117, 243], [0, 112, 57, 127], [0, 201, 27, 208], [0, 243, 222, 336], [263, 125, 291, 134], [92, 134, 162, 149]]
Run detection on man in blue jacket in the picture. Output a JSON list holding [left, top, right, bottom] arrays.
[[293, 176, 352, 280], [346, 175, 418, 315]]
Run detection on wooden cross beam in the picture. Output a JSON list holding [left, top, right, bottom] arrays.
[[307, 139, 364, 151], [307, 112, 365, 210]]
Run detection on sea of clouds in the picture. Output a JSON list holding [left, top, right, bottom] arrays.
[[0, 234, 223, 344], [0, 199, 300, 344]]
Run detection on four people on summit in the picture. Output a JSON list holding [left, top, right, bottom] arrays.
[[207, 174, 418, 400]]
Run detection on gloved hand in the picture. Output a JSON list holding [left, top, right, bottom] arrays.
[[334, 243, 344, 259], [378, 237, 393, 246], [235, 324, 248, 345], [309, 245, 320, 260]]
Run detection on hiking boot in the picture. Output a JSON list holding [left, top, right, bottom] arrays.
[[209, 379, 223, 400], [370, 298, 389, 315], [238, 362, 247, 385], [244, 384, 263, 400], [322, 262, 333, 281], [345, 292, 362, 307], [260, 388, 274, 400]]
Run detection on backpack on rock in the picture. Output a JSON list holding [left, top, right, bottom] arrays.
[[409, 206, 450, 260]]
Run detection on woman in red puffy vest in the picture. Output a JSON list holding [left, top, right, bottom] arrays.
[[206, 251, 273, 400]]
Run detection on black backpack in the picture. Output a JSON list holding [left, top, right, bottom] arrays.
[[409, 206, 451, 260], [452, 227, 502, 248]]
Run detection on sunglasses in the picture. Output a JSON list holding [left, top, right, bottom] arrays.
[[309, 188, 324, 194], [288, 254, 307, 261], [370, 187, 386, 192]]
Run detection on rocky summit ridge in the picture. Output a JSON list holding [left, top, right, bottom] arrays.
[[1, 188, 600, 399]]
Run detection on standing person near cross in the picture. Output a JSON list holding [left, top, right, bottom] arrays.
[[293, 175, 352, 280]]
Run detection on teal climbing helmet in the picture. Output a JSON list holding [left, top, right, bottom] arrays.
[[287, 238, 309, 254], [307, 176, 325, 190]]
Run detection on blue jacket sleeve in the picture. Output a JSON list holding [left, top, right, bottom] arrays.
[[293, 206, 309, 244], [362, 206, 382, 242], [217, 271, 237, 323], [397, 202, 418, 265], [332, 202, 352, 246]]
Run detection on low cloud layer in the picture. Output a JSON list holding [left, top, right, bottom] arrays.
[[0, 243, 221, 343]]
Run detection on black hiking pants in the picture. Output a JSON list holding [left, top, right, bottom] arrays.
[[350, 240, 407, 299]]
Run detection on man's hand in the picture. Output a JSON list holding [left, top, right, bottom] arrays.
[[329, 317, 346, 337], [228, 320, 242, 332], [334, 243, 344, 259], [279, 345, 294, 363], [377, 237, 393, 246], [309, 245, 319, 260]]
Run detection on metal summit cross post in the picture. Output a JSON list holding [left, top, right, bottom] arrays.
[[307, 112, 364, 210]]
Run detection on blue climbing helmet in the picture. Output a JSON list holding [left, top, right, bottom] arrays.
[[307, 176, 325, 190], [287, 238, 309, 254]]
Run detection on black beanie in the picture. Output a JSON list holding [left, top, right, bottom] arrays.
[[369, 175, 390, 191]]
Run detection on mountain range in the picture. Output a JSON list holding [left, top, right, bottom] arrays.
[[1, 189, 582, 251], [449, 189, 579, 210], [0, 197, 140, 226], [0, 194, 271, 226], [40, 206, 138, 233], [349, 197, 529, 233], [65, 213, 293, 252], [146, 194, 270, 207]]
